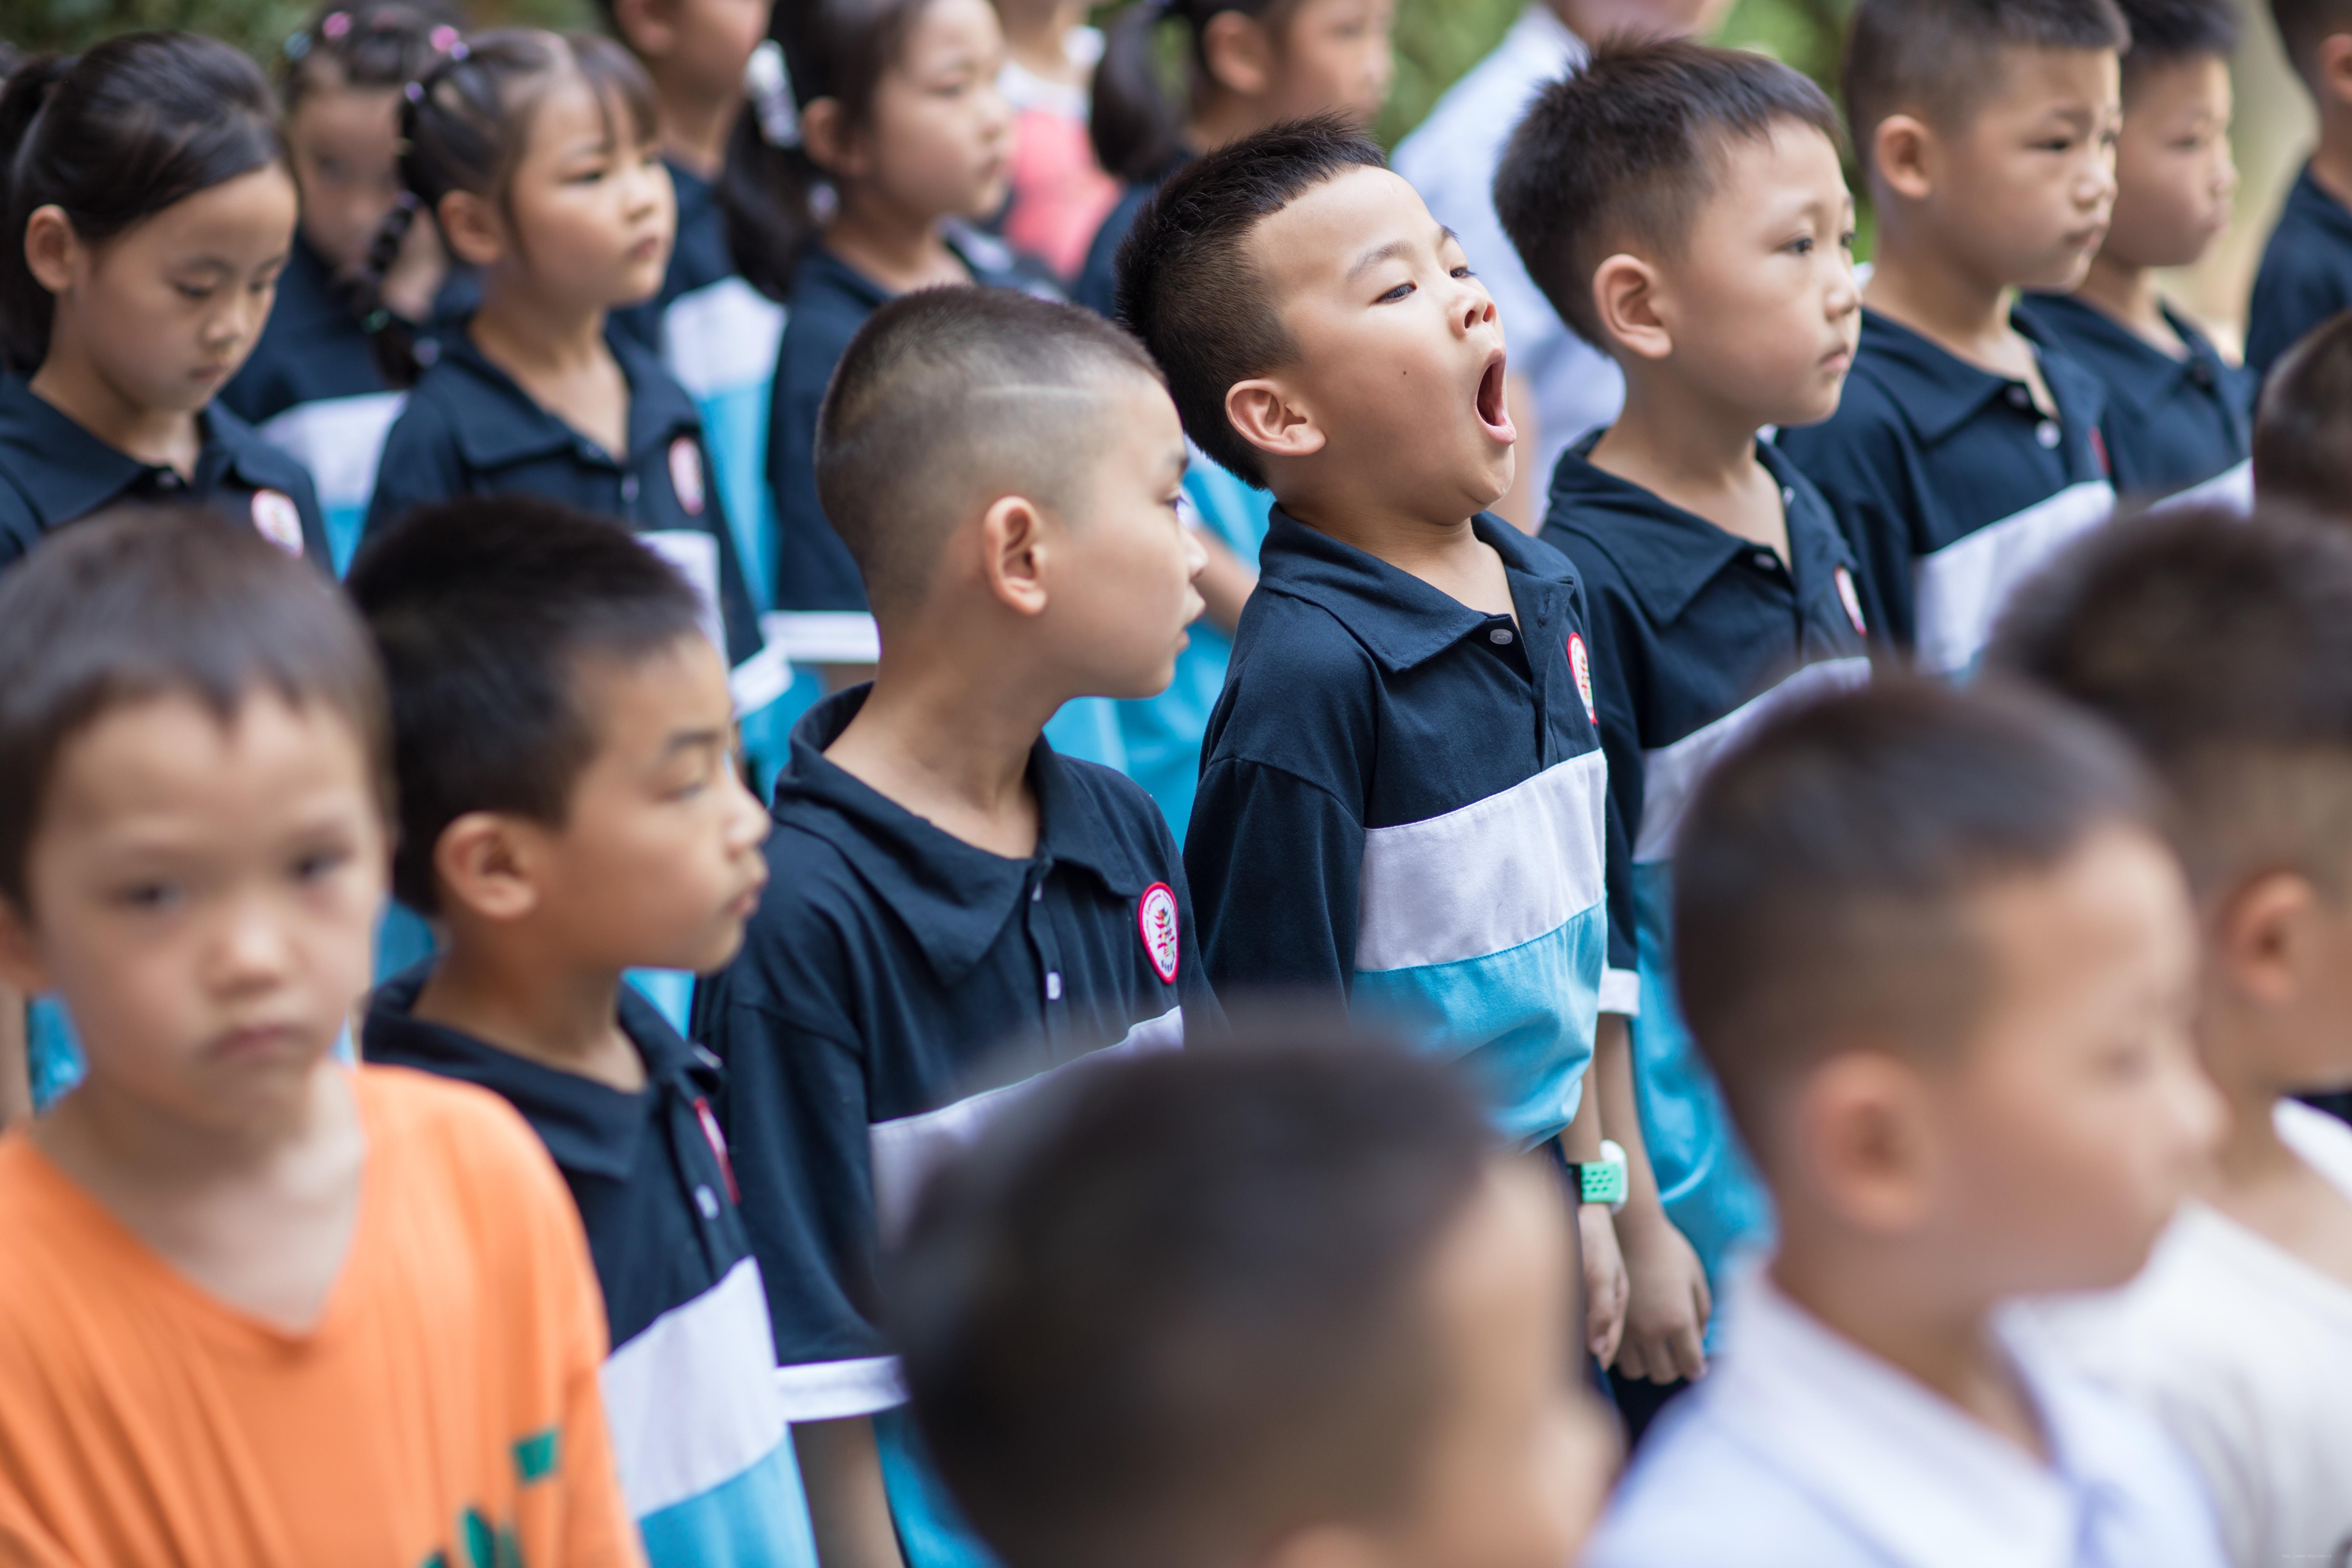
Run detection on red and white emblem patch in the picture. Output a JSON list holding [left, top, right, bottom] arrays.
[[1567, 632, 1597, 724], [250, 489, 304, 556], [1139, 881, 1180, 984], [668, 436, 706, 517], [1835, 565, 1868, 635]]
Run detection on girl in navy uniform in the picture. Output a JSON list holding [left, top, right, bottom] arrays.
[[219, 0, 474, 571], [360, 29, 760, 669], [0, 34, 329, 570]]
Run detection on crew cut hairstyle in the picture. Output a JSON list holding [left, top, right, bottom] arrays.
[[2114, 0, 2238, 93], [0, 506, 391, 911], [344, 496, 706, 913], [1990, 505, 2352, 898], [894, 1034, 1498, 1568], [2269, 0, 2352, 90], [1494, 36, 1844, 351], [1674, 679, 2155, 1155], [1843, 0, 2130, 185], [2252, 309, 2352, 516], [1115, 115, 1386, 488], [817, 286, 1165, 616]]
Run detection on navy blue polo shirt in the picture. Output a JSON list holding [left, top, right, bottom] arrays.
[[364, 317, 761, 665], [2247, 164, 2352, 377], [363, 968, 817, 1564], [1774, 308, 2113, 674], [0, 374, 330, 569], [1185, 510, 1623, 1149], [2011, 291, 2252, 501], [1541, 437, 1870, 1328], [217, 232, 475, 427], [696, 684, 1221, 1418], [767, 233, 1046, 611], [610, 158, 733, 355]]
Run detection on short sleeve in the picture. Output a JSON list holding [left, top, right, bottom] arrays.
[[1185, 756, 1363, 1012], [363, 391, 465, 542]]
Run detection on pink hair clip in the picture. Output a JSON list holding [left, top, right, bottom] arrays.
[[428, 23, 460, 52], [320, 11, 352, 37], [404, 79, 425, 103]]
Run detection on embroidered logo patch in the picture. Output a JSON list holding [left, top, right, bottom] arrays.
[[250, 490, 304, 556], [1139, 882, 1180, 984], [1567, 633, 1597, 724], [692, 1094, 738, 1202], [1835, 565, 1868, 635], [668, 436, 706, 517]]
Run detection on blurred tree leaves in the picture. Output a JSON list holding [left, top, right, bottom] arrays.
[[0, 0, 587, 59]]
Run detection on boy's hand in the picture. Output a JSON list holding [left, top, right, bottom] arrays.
[[1578, 1202, 1628, 1365], [1613, 1210, 1711, 1384]]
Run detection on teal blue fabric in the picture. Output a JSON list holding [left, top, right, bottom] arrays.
[[874, 1407, 1003, 1568]]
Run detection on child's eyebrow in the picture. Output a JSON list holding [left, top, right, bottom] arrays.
[[1344, 225, 1460, 284], [658, 725, 729, 758]]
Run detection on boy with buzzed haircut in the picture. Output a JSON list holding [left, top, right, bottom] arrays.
[[1121, 118, 1639, 1359], [696, 287, 1221, 1568], [2246, 0, 2352, 375], [1588, 681, 2227, 1566], [1493, 36, 1871, 1422], [1991, 509, 2352, 1568], [343, 498, 816, 1568], [2014, 0, 2254, 504], [0, 509, 641, 1566], [895, 1037, 1621, 1568], [2252, 307, 2352, 517], [1775, 0, 2126, 675]]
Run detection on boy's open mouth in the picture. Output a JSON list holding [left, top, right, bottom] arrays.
[[1476, 352, 1516, 444]]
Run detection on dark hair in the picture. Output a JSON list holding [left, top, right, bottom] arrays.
[[0, 506, 391, 911], [1674, 679, 2156, 1152], [818, 287, 1164, 615], [1990, 506, 2352, 897], [2269, 0, 2352, 88], [2254, 310, 2352, 514], [343, 495, 707, 913], [0, 34, 287, 375], [1843, 0, 2130, 187], [1090, 0, 1303, 184], [895, 1034, 1497, 1568], [1494, 36, 1844, 350], [358, 29, 658, 385], [281, 0, 465, 111], [1116, 115, 1385, 486], [2115, 0, 2238, 93]]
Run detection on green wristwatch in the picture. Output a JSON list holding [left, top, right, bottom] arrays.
[[1569, 1140, 1629, 1212]]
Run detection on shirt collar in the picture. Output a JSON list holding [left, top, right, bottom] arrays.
[[361, 963, 716, 1180], [1854, 308, 2105, 446], [1706, 1269, 2162, 1568], [434, 318, 701, 470], [0, 376, 281, 524], [2017, 293, 2229, 420], [2290, 163, 2352, 242], [1254, 507, 1580, 673], [774, 686, 1160, 985]]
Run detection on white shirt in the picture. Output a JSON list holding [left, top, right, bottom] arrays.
[[2036, 1101, 2352, 1568], [1586, 1270, 2229, 1568], [1391, 5, 1624, 491]]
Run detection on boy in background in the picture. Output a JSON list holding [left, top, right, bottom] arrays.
[[2246, 0, 2352, 375], [1776, 0, 2124, 673], [0, 510, 639, 1566], [2251, 306, 2352, 516], [1588, 681, 2227, 1564], [697, 287, 1220, 1568], [1992, 509, 2352, 1567], [346, 499, 816, 1567], [1123, 120, 1638, 1360], [895, 1038, 1620, 1568], [2014, 0, 2253, 504], [1494, 37, 1871, 1426]]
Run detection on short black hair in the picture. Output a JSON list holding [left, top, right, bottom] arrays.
[[0, 506, 391, 911], [1674, 679, 2155, 1155], [2115, 0, 2238, 94], [1990, 505, 2352, 898], [2270, 0, 2352, 90], [1843, 0, 2130, 187], [1495, 36, 1844, 350], [817, 287, 1164, 617], [895, 1034, 1498, 1568], [2254, 310, 2352, 516], [1115, 114, 1386, 488], [344, 496, 706, 914]]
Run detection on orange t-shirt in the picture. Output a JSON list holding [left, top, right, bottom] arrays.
[[0, 1066, 644, 1568]]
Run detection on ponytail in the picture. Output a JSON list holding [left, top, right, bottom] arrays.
[[1088, 0, 1299, 186]]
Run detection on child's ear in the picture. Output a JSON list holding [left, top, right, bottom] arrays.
[[0, 896, 50, 998], [2322, 34, 2352, 110], [1792, 1049, 1940, 1234], [1870, 113, 1937, 205], [21, 205, 83, 296], [608, 0, 681, 60], [1199, 10, 1276, 100], [798, 97, 863, 181], [1225, 379, 1327, 464], [429, 813, 541, 925], [979, 493, 1054, 618], [2212, 868, 2318, 1009], [1591, 253, 1671, 363], [434, 190, 505, 272]]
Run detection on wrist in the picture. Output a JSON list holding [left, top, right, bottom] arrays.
[[1565, 1139, 1629, 1213]]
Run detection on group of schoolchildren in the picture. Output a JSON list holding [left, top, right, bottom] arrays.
[[7, 0, 2352, 1563]]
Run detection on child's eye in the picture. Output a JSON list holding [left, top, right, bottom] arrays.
[[1451, 264, 1475, 280], [292, 847, 352, 885], [1377, 281, 1414, 303], [1840, 230, 1857, 251], [1787, 235, 1815, 256], [176, 283, 216, 302], [115, 880, 181, 912]]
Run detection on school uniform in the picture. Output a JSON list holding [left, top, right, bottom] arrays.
[[697, 684, 1221, 1568], [217, 233, 475, 571], [362, 970, 818, 1567], [2011, 292, 2253, 505], [365, 319, 761, 667], [1542, 438, 1871, 1325], [0, 373, 330, 569], [1184, 509, 1629, 1150], [1586, 1271, 2231, 1568], [2246, 164, 2352, 378], [1774, 308, 2113, 675]]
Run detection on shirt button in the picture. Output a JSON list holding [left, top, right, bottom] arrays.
[[1781, 486, 1795, 507], [695, 1184, 720, 1220], [1045, 971, 1063, 1001], [1752, 551, 1777, 570], [2035, 420, 2061, 449], [156, 471, 182, 490], [2007, 385, 2032, 410], [621, 476, 640, 502], [1489, 626, 1514, 645], [1030, 884, 1043, 902]]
